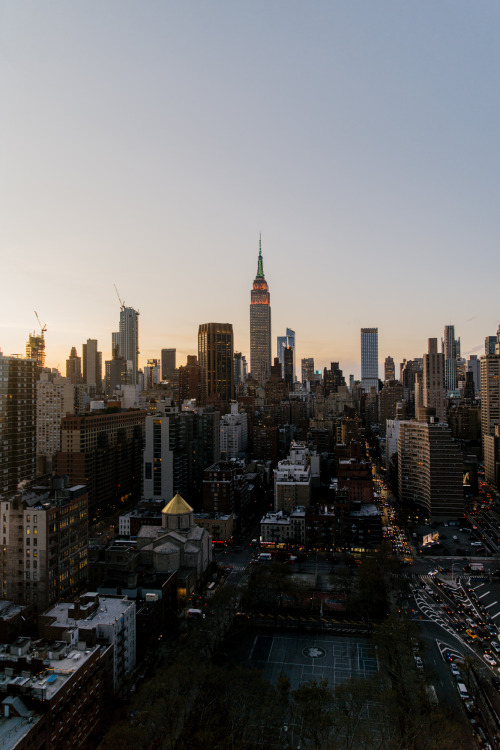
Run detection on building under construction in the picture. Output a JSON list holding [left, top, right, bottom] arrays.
[[26, 312, 47, 372]]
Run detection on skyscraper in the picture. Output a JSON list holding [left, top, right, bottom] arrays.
[[422, 338, 446, 422], [113, 305, 140, 385], [66, 346, 82, 384], [233, 352, 248, 385], [442, 325, 460, 392], [90, 351, 105, 394], [198, 323, 234, 403], [384, 356, 395, 382], [283, 346, 294, 387], [179, 355, 204, 405], [467, 355, 481, 395], [323, 362, 346, 396], [82, 339, 102, 394], [361, 328, 379, 393], [481, 335, 500, 484], [398, 419, 463, 520], [301, 358, 314, 384], [250, 238, 271, 384], [277, 328, 295, 380], [0, 353, 37, 495], [485, 336, 497, 355], [161, 348, 176, 380]]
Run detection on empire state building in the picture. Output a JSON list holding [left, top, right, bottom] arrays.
[[250, 239, 271, 384]]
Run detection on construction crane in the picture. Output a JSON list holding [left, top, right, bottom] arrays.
[[34, 311, 47, 336], [114, 284, 125, 310]]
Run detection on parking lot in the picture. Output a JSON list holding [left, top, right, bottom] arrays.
[[420, 522, 487, 557]]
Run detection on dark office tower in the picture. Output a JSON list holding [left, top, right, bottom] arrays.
[[301, 358, 314, 384], [104, 347, 128, 396], [250, 238, 271, 384], [462, 372, 476, 402], [384, 356, 395, 382], [113, 305, 140, 385], [442, 325, 460, 392], [198, 323, 234, 404], [0, 353, 37, 495], [178, 356, 204, 404], [467, 355, 481, 394], [66, 346, 82, 384], [361, 328, 379, 393], [400, 358, 423, 392], [161, 348, 176, 380], [323, 362, 346, 397], [82, 339, 102, 394], [485, 336, 497, 355], [55, 409, 145, 523], [283, 346, 294, 387]]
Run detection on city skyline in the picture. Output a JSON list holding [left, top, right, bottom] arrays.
[[2, 268, 498, 382], [2, 3, 500, 376]]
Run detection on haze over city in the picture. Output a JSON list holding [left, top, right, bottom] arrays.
[[2, 1, 500, 376]]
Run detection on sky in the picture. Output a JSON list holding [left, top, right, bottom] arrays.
[[1, 1, 500, 379]]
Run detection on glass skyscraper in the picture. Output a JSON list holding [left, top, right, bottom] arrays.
[[113, 306, 139, 385], [361, 327, 379, 393], [277, 328, 295, 381]]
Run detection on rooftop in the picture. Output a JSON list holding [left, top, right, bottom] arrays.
[[45, 595, 133, 630], [0, 640, 100, 702]]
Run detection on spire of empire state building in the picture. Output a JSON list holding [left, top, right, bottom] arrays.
[[250, 236, 271, 384]]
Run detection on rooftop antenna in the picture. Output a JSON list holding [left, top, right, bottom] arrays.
[[114, 284, 125, 311]]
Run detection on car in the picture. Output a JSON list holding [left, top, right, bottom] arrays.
[[491, 641, 500, 653], [484, 654, 497, 666], [451, 664, 461, 676], [492, 676, 500, 691], [414, 656, 423, 670]]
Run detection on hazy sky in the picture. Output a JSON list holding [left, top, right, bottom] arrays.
[[2, 1, 499, 378]]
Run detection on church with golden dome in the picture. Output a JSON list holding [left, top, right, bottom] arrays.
[[135, 493, 212, 594]]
